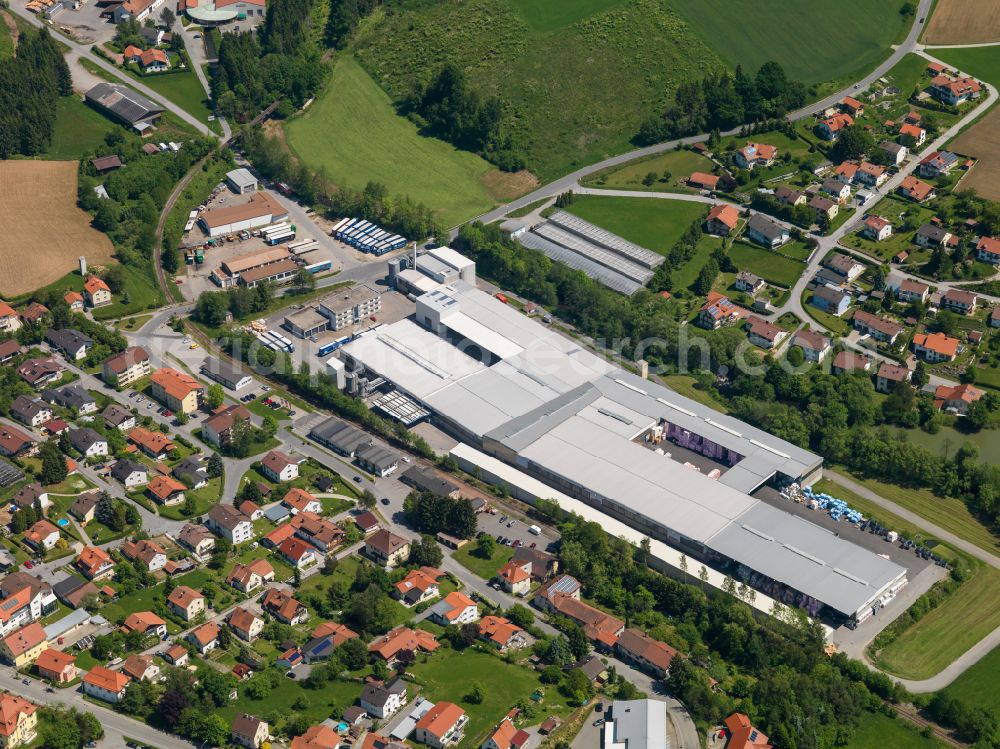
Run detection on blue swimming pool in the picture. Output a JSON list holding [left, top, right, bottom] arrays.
[[57, 518, 69, 527]]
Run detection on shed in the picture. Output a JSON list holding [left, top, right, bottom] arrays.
[[226, 168, 259, 195]]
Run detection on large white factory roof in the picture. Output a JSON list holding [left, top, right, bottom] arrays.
[[340, 278, 905, 618]]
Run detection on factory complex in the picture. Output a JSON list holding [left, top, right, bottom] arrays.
[[336, 263, 908, 626]]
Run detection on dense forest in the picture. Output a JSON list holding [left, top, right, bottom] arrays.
[[454, 221, 1000, 530], [637, 61, 806, 145], [212, 0, 325, 120], [0, 27, 71, 158]]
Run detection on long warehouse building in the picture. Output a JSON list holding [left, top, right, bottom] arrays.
[[338, 277, 907, 626]]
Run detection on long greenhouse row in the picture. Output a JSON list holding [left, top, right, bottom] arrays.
[[518, 230, 644, 296], [330, 218, 408, 256], [533, 222, 654, 285], [548, 210, 664, 269]]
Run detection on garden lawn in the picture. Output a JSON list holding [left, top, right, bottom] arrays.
[[581, 149, 714, 192], [125, 69, 214, 127], [874, 559, 1000, 679], [667, 0, 908, 87], [452, 545, 514, 580], [409, 649, 574, 749], [942, 640, 1000, 714], [90, 264, 165, 321], [847, 711, 948, 749], [217, 672, 360, 727], [906, 425, 1000, 466], [728, 242, 805, 287], [562, 196, 707, 255], [158, 477, 222, 520], [44, 96, 115, 160], [285, 56, 496, 227]]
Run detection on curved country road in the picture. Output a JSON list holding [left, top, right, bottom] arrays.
[[465, 0, 933, 228]]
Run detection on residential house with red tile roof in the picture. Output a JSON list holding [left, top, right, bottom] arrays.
[[876, 362, 912, 393], [368, 626, 439, 664], [483, 713, 530, 749], [122, 611, 166, 638], [120, 539, 167, 572], [898, 175, 936, 203], [262, 588, 309, 625], [934, 383, 983, 414], [0, 693, 38, 747], [82, 666, 130, 703], [733, 142, 777, 170], [167, 586, 205, 621], [261, 450, 300, 483], [228, 606, 264, 642], [705, 204, 739, 236], [913, 332, 961, 362], [697, 291, 744, 330], [187, 622, 221, 654], [282, 487, 322, 515], [415, 702, 467, 749], [496, 561, 531, 596], [35, 648, 78, 683], [0, 622, 48, 667], [723, 712, 772, 749], [150, 368, 203, 414], [615, 628, 677, 678], [478, 616, 528, 651], [428, 591, 479, 626], [393, 567, 442, 606], [121, 653, 159, 681]]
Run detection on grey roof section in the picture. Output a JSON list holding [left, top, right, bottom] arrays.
[[264, 504, 290, 523], [85, 82, 164, 124], [548, 211, 664, 269], [533, 222, 654, 284], [310, 417, 371, 456], [201, 357, 251, 389], [111, 459, 147, 481], [68, 428, 106, 453], [708, 502, 907, 618], [42, 385, 95, 411], [605, 700, 667, 749], [390, 698, 433, 740], [356, 443, 398, 471], [517, 230, 644, 296], [746, 213, 788, 242], [45, 329, 92, 354], [44, 608, 90, 641], [226, 168, 257, 189]]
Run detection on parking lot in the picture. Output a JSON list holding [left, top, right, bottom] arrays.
[[477, 503, 559, 553], [50, 1, 116, 45], [175, 186, 345, 300]]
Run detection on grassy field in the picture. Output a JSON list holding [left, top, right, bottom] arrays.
[[660, 374, 728, 412], [847, 711, 948, 749], [561, 195, 706, 255], [933, 47, 1000, 86], [581, 149, 714, 193], [0, 11, 15, 59], [354, 0, 724, 181], [509, 0, 626, 31], [409, 649, 574, 749], [285, 56, 497, 227], [667, 0, 908, 87], [125, 69, 215, 127], [673, 234, 723, 290], [452, 544, 515, 580], [905, 425, 1000, 465], [45, 97, 115, 160], [844, 471, 1000, 557], [874, 559, 1000, 679], [728, 242, 805, 287], [90, 263, 165, 320], [942, 639, 1000, 714]]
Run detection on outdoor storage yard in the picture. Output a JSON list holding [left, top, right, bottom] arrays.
[[923, 0, 1000, 44], [0, 160, 115, 296]]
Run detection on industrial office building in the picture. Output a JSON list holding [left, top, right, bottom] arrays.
[[283, 285, 381, 339], [337, 276, 907, 625]]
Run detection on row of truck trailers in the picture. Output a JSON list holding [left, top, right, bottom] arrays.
[[330, 218, 408, 256]]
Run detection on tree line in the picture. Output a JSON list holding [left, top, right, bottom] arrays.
[[0, 27, 71, 159], [637, 61, 806, 145]]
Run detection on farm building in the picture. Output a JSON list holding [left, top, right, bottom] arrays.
[[199, 192, 289, 238], [85, 83, 164, 129]]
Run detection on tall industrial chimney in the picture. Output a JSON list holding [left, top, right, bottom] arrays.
[[79, 256, 87, 276]]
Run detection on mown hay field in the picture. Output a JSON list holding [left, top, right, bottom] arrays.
[[952, 107, 1000, 201], [0, 161, 114, 297], [924, 0, 1000, 44]]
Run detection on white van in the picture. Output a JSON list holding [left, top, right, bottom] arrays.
[[528, 524, 542, 536]]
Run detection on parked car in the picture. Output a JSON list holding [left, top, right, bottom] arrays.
[[381, 498, 390, 505]]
